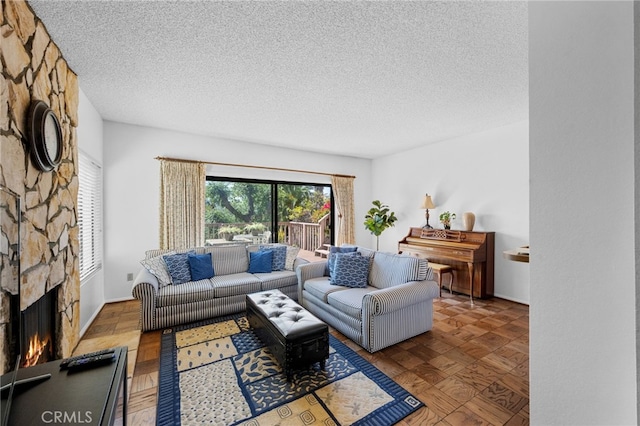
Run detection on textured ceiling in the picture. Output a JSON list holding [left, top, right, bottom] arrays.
[[28, 1, 528, 159]]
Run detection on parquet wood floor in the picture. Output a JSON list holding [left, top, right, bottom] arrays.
[[79, 293, 529, 425]]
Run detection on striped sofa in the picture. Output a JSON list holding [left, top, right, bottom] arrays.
[[132, 244, 308, 331], [296, 246, 439, 353]]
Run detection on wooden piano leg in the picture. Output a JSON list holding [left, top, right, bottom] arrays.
[[467, 262, 474, 306]]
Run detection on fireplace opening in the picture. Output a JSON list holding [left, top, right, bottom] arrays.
[[21, 289, 57, 367]]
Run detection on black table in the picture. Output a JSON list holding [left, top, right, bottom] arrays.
[[1, 346, 127, 425]]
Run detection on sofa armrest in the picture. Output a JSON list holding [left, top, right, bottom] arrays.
[[132, 268, 159, 296], [296, 261, 328, 301], [292, 257, 310, 271], [296, 261, 327, 285], [132, 269, 160, 332], [363, 280, 439, 316]]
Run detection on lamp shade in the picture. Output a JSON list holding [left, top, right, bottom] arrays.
[[420, 194, 435, 209]]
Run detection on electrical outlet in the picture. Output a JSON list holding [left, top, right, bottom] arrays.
[[127, 273, 134, 281]]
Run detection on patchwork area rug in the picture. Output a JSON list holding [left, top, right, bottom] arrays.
[[157, 313, 424, 425]]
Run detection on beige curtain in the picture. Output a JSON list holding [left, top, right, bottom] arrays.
[[159, 160, 205, 249], [331, 175, 355, 246]]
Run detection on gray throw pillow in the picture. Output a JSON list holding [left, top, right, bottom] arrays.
[[285, 246, 300, 271], [140, 251, 175, 287]]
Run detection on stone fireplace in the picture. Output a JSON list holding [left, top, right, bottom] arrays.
[[0, 0, 80, 374]]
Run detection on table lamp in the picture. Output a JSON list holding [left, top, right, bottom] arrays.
[[420, 194, 436, 228]]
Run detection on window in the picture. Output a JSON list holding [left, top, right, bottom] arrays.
[[78, 152, 103, 281], [205, 177, 333, 252]]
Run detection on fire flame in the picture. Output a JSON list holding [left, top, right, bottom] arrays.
[[23, 334, 50, 367]]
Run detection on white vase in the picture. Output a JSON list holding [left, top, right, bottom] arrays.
[[462, 212, 475, 231]]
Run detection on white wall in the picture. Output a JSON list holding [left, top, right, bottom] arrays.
[[371, 121, 529, 304], [102, 119, 530, 304], [76, 87, 105, 335], [530, 2, 637, 424], [102, 122, 372, 301]]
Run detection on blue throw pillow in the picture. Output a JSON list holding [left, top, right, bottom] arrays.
[[259, 244, 287, 271], [327, 246, 358, 277], [248, 249, 273, 273], [330, 253, 370, 288], [188, 253, 214, 280], [163, 251, 195, 285]]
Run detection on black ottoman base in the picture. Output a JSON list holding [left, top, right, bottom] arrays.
[[246, 290, 329, 381]]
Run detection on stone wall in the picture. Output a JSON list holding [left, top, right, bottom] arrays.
[[0, 0, 79, 373]]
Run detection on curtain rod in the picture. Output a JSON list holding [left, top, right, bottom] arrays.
[[154, 156, 356, 179]]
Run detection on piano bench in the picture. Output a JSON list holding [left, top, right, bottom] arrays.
[[429, 263, 453, 297]]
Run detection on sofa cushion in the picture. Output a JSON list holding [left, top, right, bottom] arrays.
[[357, 247, 376, 259], [156, 278, 216, 308], [304, 277, 348, 303], [330, 253, 370, 288], [210, 272, 261, 297], [253, 270, 298, 291], [327, 246, 358, 277], [327, 287, 375, 320], [140, 251, 175, 288], [145, 249, 173, 259], [341, 244, 376, 259], [285, 246, 300, 270], [369, 251, 429, 289], [249, 244, 299, 271], [188, 253, 215, 280], [259, 244, 287, 271], [248, 249, 273, 273], [147, 247, 205, 257], [163, 251, 195, 284], [205, 244, 249, 276]]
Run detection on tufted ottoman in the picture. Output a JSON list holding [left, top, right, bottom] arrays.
[[246, 289, 329, 380]]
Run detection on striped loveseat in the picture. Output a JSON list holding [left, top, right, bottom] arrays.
[[296, 246, 439, 352], [132, 244, 307, 331]]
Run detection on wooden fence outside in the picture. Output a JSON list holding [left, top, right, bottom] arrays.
[[204, 213, 330, 252]]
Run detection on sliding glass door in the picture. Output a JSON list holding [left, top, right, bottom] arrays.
[[205, 177, 333, 253], [277, 184, 331, 250]]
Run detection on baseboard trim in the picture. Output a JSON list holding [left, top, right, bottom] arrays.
[[105, 296, 136, 303], [491, 293, 530, 306], [79, 301, 105, 339], [79, 297, 136, 338]]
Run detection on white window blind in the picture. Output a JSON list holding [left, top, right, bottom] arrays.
[[78, 151, 103, 281]]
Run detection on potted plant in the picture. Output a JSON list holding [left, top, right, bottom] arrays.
[[439, 211, 456, 230], [364, 200, 398, 250], [244, 222, 266, 236], [218, 225, 242, 241]]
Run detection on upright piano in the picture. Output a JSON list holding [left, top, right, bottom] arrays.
[[398, 227, 495, 299]]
